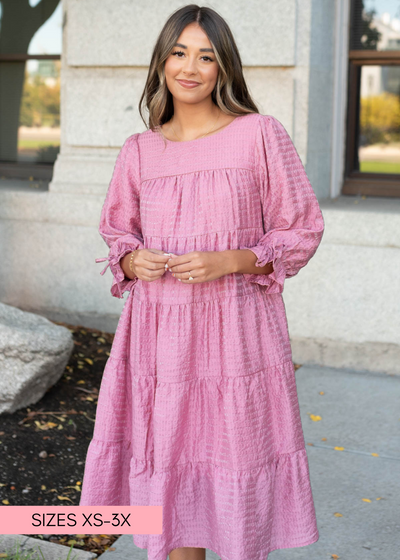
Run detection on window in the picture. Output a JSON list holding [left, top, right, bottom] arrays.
[[0, 0, 62, 181], [344, 0, 400, 197]]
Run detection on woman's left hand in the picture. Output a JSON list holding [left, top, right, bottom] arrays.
[[166, 251, 234, 283]]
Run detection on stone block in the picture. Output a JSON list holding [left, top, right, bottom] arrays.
[[0, 303, 74, 415]]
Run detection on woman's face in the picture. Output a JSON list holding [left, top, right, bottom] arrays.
[[164, 23, 219, 104]]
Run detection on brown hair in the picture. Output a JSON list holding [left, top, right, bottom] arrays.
[[138, 4, 260, 133]]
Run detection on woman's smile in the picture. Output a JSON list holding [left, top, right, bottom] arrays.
[[176, 79, 201, 88]]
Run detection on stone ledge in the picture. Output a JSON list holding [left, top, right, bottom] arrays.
[[0, 534, 97, 559], [319, 194, 400, 214], [318, 195, 400, 248], [291, 335, 400, 376]]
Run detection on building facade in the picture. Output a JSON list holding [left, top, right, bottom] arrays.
[[0, 0, 399, 375]]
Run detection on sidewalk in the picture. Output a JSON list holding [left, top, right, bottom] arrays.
[[2, 364, 399, 560]]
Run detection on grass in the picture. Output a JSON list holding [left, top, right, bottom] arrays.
[[18, 140, 60, 149], [360, 161, 400, 173], [0, 536, 79, 560]]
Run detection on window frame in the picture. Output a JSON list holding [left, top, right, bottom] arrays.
[[0, 53, 61, 181], [344, 10, 400, 198]]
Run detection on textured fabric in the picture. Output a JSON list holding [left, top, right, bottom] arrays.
[[80, 113, 325, 560]]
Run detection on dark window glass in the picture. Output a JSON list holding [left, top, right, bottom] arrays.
[[358, 64, 400, 174], [344, 0, 400, 197], [0, 0, 61, 177], [351, 0, 400, 51]]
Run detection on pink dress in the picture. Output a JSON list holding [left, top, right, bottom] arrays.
[[79, 112, 325, 560]]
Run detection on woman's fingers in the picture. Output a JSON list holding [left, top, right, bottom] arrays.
[[140, 249, 173, 269]]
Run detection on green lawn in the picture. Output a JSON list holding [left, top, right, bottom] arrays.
[[18, 140, 60, 149], [360, 161, 400, 173]]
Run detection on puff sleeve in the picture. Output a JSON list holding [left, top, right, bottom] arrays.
[[95, 133, 145, 299], [239, 115, 325, 293]]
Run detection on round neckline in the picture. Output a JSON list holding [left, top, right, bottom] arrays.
[[154, 114, 245, 145]]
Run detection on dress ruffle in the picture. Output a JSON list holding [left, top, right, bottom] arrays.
[[95, 234, 145, 299], [238, 243, 287, 292]]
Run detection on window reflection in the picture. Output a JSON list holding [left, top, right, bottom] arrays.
[[18, 59, 60, 163], [352, 0, 400, 51], [0, 0, 61, 170], [358, 65, 400, 173]]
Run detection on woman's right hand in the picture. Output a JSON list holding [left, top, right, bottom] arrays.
[[121, 249, 176, 282]]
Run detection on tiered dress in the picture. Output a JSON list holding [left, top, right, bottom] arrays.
[[79, 112, 325, 560]]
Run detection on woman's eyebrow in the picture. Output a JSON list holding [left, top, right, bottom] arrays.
[[174, 42, 215, 53]]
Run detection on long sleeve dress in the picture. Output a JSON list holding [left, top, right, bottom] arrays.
[[79, 112, 325, 560]]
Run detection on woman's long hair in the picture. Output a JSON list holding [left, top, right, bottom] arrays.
[[138, 4, 260, 131]]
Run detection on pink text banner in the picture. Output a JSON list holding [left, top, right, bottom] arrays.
[[0, 506, 162, 535]]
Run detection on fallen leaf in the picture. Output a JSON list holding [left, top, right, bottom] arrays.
[[77, 380, 85, 384], [85, 358, 93, 365], [362, 498, 371, 503], [98, 337, 106, 343], [57, 495, 73, 502], [41, 485, 46, 490], [319, 391, 324, 395], [371, 452, 379, 457], [333, 512, 343, 517], [64, 485, 81, 492], [310, 414, 322, 422], [2, 499, 9, 505], [334, 446, 345, 451], [331, 555, 340, 559], [321, 437, 327, 441]]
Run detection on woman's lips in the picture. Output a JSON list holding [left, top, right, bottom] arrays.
[[177, 79, 200, 89]]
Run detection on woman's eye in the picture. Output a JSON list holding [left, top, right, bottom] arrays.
[[171, 51, 214, 62]]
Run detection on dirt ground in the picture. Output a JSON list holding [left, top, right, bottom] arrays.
[[0, 322, 121, 555]]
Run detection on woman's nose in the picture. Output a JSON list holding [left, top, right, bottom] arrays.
[[182, 58, 197, 73]]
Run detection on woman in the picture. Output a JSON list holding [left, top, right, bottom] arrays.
[[80, 5, 325, 560]]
